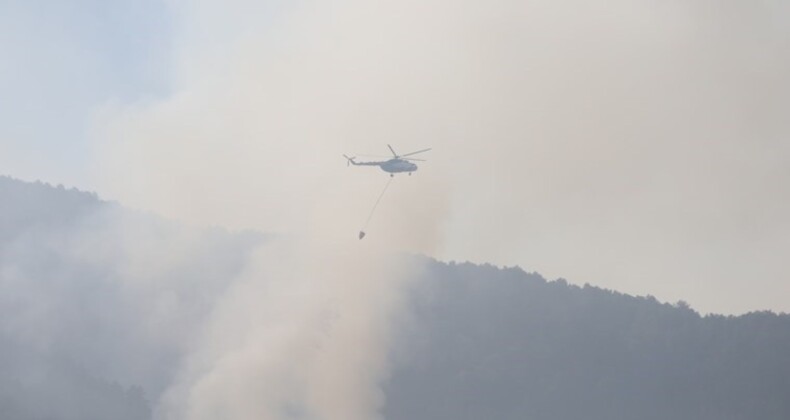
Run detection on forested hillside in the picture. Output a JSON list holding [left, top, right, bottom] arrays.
[[2, 176, 789, 420], [385, 261, 790, 420], [0, 176, 265, 419]]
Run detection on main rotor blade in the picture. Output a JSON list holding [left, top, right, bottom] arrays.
[[387, 144, 398, 157], [401, 148, 432, 157], [403, 158, 426, 161]]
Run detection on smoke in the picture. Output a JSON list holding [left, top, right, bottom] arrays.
[[86, 0, 790, 416], [91, 4, 448, 418], [95, 1, 790, 314], [153, 240, 416, 420], [2, 178, 423, 419]]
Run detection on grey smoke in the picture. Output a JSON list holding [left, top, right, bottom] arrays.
[[4, 0, 790, 418], [86, 0, 790, 414], [93, 0, 790, 315], [1, 178, 423, 419]]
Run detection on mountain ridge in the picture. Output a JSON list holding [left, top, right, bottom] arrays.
[[2, 174, 790, 419]]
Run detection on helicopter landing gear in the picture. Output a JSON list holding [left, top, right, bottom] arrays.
[[409, 172, 412, 176], [390, 173, 394, 178]]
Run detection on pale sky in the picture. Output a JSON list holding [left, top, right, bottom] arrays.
[[0, 0, 171, 188], [2, 0, 790, 315]]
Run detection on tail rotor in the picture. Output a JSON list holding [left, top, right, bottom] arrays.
[[342, 154, 356, 166]]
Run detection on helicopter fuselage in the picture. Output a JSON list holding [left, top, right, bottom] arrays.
[[380, 158, 418, 174]]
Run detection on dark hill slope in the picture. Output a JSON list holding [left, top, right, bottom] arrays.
[[384, 261, 790, 420], [0, 176, 265, 420], [0, 176, 102, 241], [2, 176, 789, 420]]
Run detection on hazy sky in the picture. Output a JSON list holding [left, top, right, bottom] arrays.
[[0, 0, 171, 187], [3, 0, 790, 315]]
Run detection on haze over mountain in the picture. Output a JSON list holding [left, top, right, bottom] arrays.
[[5, 0, 790, 315], [4, 0, 790, 418], [3, 176, 789, 420]]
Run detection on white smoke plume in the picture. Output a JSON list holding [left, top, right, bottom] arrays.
[[95, 0, 790, 315], [93, 5, 445, 418], [88, 0, 790, 417], [153, 241, 415, 420]]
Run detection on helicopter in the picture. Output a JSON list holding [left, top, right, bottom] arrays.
[[343, 145, 431, 177]]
